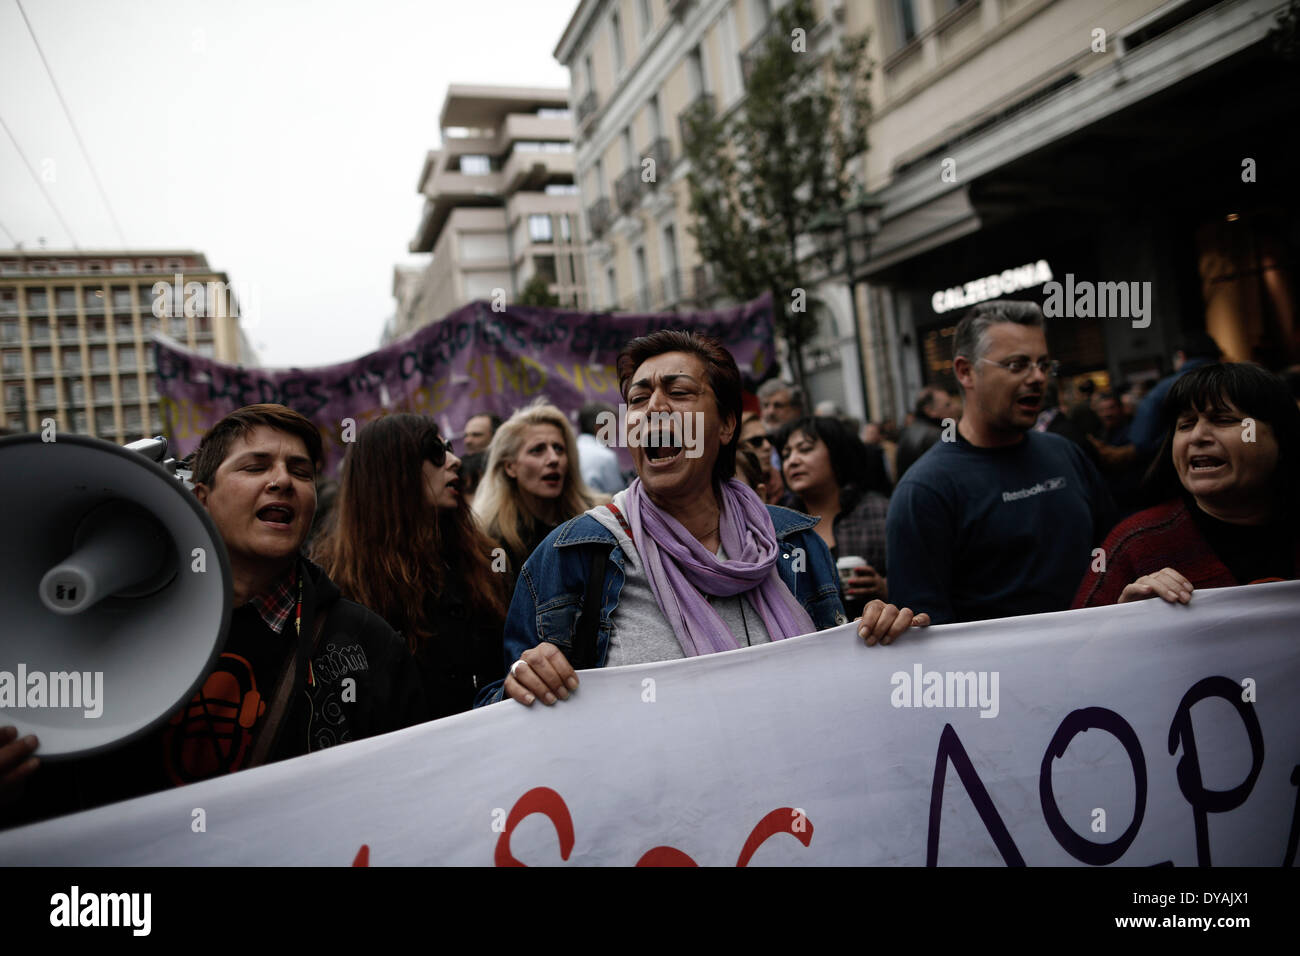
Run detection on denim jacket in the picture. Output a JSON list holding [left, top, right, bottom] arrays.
[[474, 505, 846, 706]]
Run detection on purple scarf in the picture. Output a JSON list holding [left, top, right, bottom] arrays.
[[622, 477, 817, 656]]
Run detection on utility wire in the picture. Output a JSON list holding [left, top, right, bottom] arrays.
[[0, 214, 15, 245], [16, 0, 127, 246], [0, 110, 79, 248]]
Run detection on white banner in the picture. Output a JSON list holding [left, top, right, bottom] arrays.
[[3, 582, 1298, 866]]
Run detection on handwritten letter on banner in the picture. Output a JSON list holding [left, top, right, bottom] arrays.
[[3, 582, 1297, 865], [153, 296, 776, 473]]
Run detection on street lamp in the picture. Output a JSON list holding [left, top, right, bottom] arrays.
[[809, 185, 883, 424]]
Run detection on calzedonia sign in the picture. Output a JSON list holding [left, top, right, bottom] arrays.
[[931, 260, 1053, 314]]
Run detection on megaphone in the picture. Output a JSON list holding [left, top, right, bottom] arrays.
[[0, 433, 231, 758]]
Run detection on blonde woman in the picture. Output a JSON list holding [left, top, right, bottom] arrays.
[[474, 399, 604, 602]]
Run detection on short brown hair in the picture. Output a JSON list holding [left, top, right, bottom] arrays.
[[191, 404, 324, 487], [617, 330, 742, 483]]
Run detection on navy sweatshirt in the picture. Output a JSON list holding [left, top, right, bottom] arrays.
[[885, 429, 1116, 625]]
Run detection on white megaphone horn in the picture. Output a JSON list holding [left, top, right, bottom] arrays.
[[0, 432, 231, 759]]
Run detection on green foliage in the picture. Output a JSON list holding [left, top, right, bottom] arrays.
[[681, 0, 873, 361], [517, 272, 560, 307]]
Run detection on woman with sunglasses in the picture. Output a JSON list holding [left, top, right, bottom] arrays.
[[473, 399, 604, 604], [313, 414, 508, 718], [738, 411, 794, 506]]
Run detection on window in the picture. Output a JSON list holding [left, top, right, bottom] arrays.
[[120, 377, 139, 400], [583, 54, 596, 95], [2, 351, 22, 373], [648, 94, 663, 139], [38, 383, 56, 405], [1, 318, 17, 343], [594, 157, 607, 197], [6, 383, 24, 404], [111, 286, 132, 310], [63, 349, 81, 372], [634, 246, 650, 309], [95, 408, 115, 434], [460, 155, 491, 175], [57, 261, 78, 274], [88, 317, 107, 339], [29, 261, 49, 274], [528, 214, 554, 242], [171, 315, 187, 337], [68, 379, 85, 404], [534, 255, 557, 283], [663, 224, 681, 300], [119, 346, 137, 370], [55, 287, 76, 312], [538, 107, 571, 118], [29, 320, 50, 343], [163, 258, 184, 271], [638, 0, 653, 38], [611, 11, 625, 74], [138, 259, 159, 272], [0, 261, 21, 275], [94, 378, 114, 401], [124, 406, 142, 430], [112, 259, 133, 273], [622, 126, 634, 167], [545, 183, 579, 195], [34, 350, 53, 372], [559, 214, 572, 241], [26, 288, 48, 313], [86, 260, 105, 273], [0, 289, 14, 314], [688, 46, 707, 98], [895, 0, 918, 45], [197, 342, 215, 358], [91, 347, 109, 370]]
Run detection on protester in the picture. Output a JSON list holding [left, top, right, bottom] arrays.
[[1129, 332, 1223, 457], [777, 415, 891, 616], [886, 301, 1116, 625], [474, 399, 602, 602], [1066, 377, 1103, 438], [1089, 390, 1143, 514], [1035, 380, 1102, 468], [1, 404, 427, 827], [458, 450, 487, 508], [739, 410, 793, 506], [1073, 363, 1300, 607], [895, 385, 960, 480], [576, 400, 625, 494], [757, 378, 805, 430], [461, 412, 501, 455], [312, 414, 507, 718], [734, 447, 769, 500], [477, 331, 928, 710]]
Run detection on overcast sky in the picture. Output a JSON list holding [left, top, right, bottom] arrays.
[[0, 0, 574, 366]]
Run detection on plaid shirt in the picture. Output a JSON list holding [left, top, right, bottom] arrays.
[[246, 566, 297, 635], [833, 487, 890, 575]]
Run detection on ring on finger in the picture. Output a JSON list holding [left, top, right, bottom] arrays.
[[510, 659, 527, 679]]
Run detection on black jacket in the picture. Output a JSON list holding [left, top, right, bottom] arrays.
[[895, 418, 944, 480], [5, 558, 427, 829], [413, 584, 506, 719]]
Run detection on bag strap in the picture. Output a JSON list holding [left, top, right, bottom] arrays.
[[247, 589, 328, 769], [570, 544, 611, 671]]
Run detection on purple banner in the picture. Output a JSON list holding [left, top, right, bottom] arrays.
[[154, 295, 775, 474]]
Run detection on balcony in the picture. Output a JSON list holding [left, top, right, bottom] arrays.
[[576, 90, 598, 128], [587, 197, 612, 239], [677, 92, 715, 146], [644, 137, 672, 189], [615, 167, 642, 215]]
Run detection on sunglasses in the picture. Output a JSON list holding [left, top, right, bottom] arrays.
[[742, 434, 771, 450], [422, 431, 454, 467]]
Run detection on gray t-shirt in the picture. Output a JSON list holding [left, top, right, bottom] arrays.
[[590, 492, 771, 667]]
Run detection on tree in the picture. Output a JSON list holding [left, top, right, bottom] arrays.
[[681, 0, 872, 390], [517, 272, 560, 307]]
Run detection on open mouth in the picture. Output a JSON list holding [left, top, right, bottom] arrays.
[[1189, 455, 1227, 472], [539, 471, 563, 486], [644, 431, 685, 464], [257, 504, 295, 529], [1015, 393, 1042, 413]]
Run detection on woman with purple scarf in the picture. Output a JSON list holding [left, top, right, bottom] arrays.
[[474, 331, 929, 709]]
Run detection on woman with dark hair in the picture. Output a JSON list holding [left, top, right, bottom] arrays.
[[776, 416, 891, 615], [312, 414, 508, 718], [1073, 363, 1300, 608], [476, 330, 929, 710]]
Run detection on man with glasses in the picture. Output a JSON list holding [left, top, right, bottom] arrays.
[[885, 301, 1115, 625]]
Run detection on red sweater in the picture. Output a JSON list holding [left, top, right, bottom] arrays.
[[1072, 498, 1300, 608]]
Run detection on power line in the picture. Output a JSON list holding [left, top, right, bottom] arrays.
[[0, 214, 15, 245], [0, 110, 79, 248], [15, 0, 127, 246]]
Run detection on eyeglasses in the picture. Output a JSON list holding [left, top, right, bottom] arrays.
[[977, 356, 1060, 377], [742, 434, 771, 450], [422, 432, 454, 467]]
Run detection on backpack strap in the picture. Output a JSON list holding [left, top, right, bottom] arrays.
[[570, 544, 612, 671]]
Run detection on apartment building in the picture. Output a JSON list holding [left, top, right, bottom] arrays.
[[400, 85, 587, 337], [0, 249, 250, 442], [857, 0, 1299, 418], [556, 0, 881, 418]]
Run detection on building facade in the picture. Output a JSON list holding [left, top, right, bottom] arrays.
[[400, 85, 587, 337], [0, 249, 250, 442], [857, 0, 1299, 419], [555, 0, 882, 419]]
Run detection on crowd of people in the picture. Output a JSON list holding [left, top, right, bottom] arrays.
[[2, 303, 1297, 829]]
